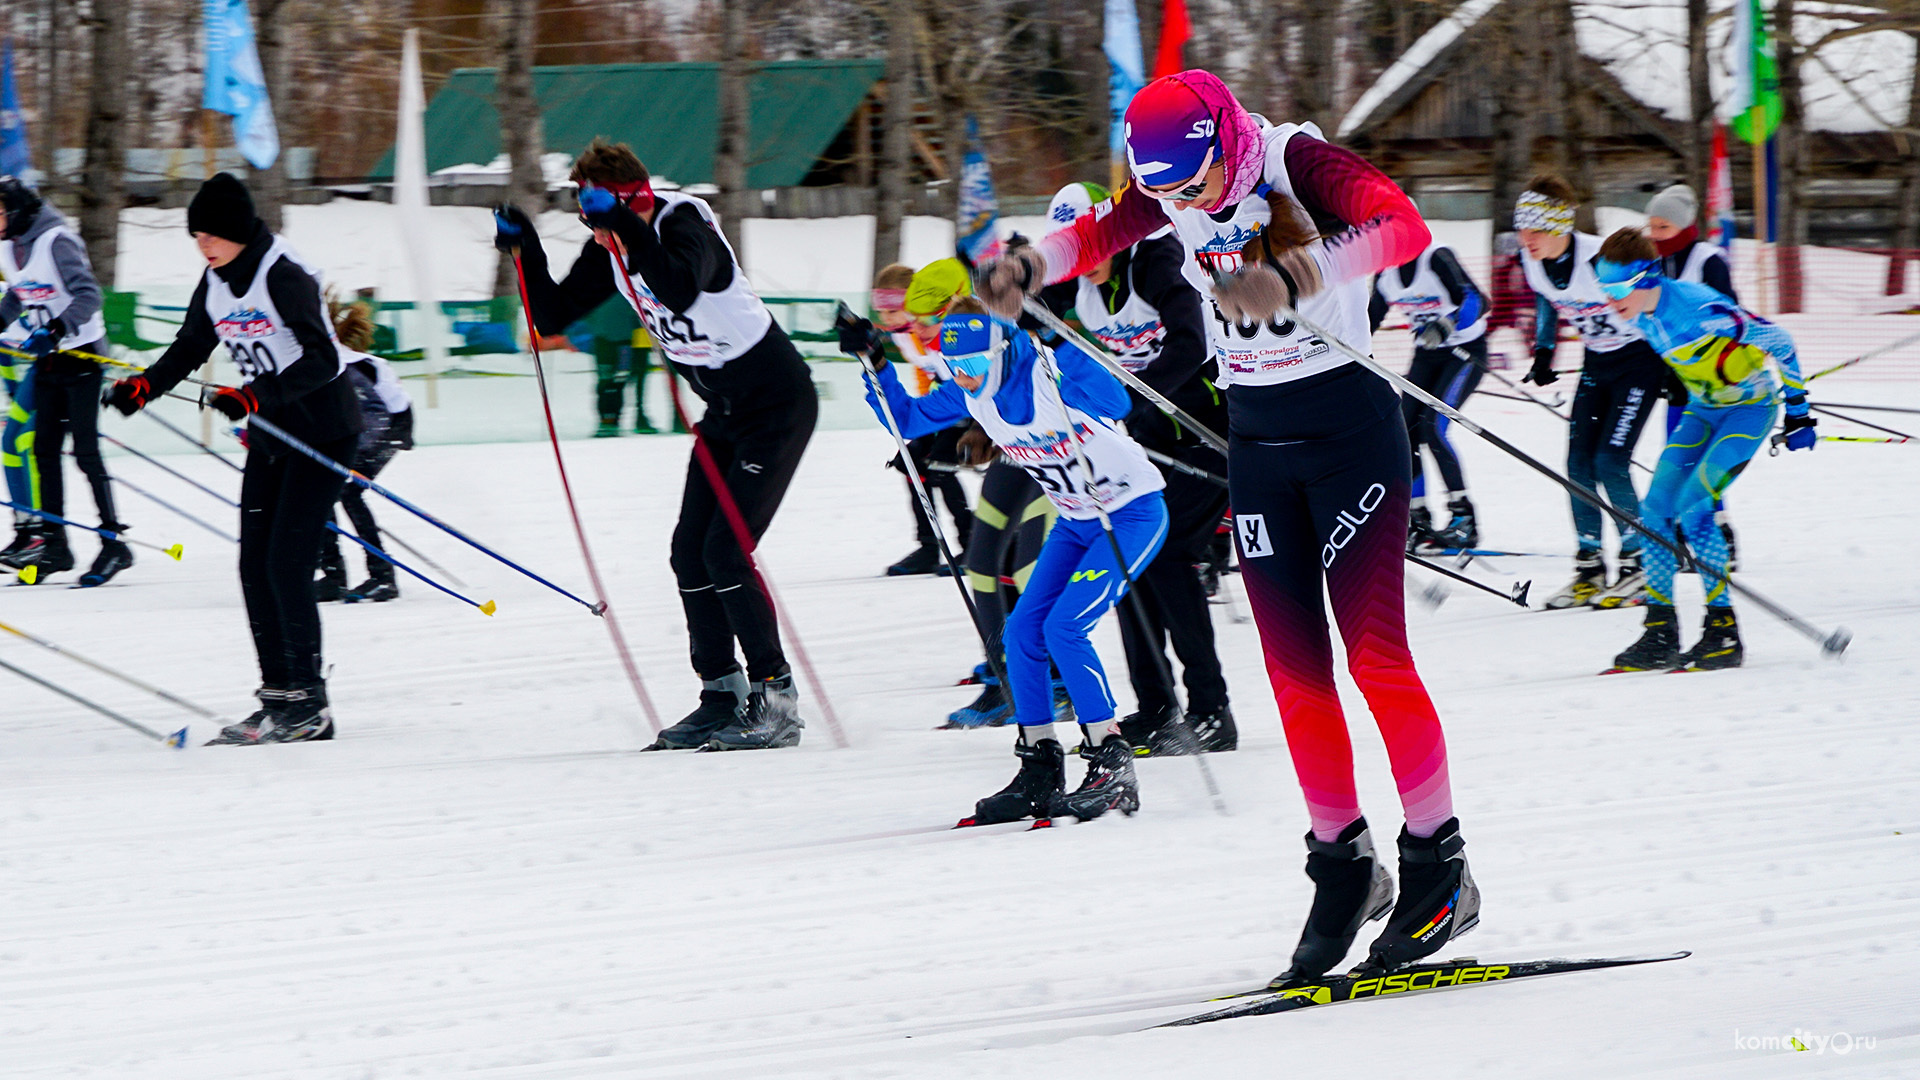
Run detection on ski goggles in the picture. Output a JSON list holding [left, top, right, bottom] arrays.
[[1139, 143, 1217, 202], [1594, 258, 1662, 299], [940, 313, 1004, 396]]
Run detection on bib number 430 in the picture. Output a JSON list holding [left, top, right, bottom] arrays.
[[225, 340, 276, 379]]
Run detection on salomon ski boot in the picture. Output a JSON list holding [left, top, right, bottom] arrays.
[[942, 677, 1012, 729], [1406, 507, 1439, 555], [1117, 704, 1181, 755], [1363, 818, 1480, 972], [1608, 603, 1680, 672], [1675, 608, 1743, 671], [1051, 733, 1140, 821], [648, 670, 748, 750], [205, 687, 288, 745], [1542, 549, 1606, 609], [958, 734, 1065, 827], [314, 564, 348, 602], [1426, 496, 1479, 552], [18, 523, 74, 580], [343, 577, 400, 603], [0, 520, 39, 568], [78, 537, 134, 587], [1591, 549, 1647, 609], [1176, 705, 1238, 754], [885, 544, 940, 577], [1271, 818, 1396, 987], [257, 683, 336, 743], [707, 673, 804, 750]]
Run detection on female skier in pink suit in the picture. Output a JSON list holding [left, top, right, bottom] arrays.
[[978, 70, 1479, 984]]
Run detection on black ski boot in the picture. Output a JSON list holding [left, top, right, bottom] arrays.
[[1675, 607, 1743, 671], [344, 561, 399, 603], [0, 519, 38, 568], [78, 534, 134, 587], [314, 564, 348, 602], [1428, 496, 1479, 551], [885, 544, 940, 577], [1271, 818, 1396, 987], [707, 672, 805, 750], [205, 687, 287, 745], [1543, 549, 1606, 609], [1177, 705, 1238, 754], [1117, 704, 1181, 756], [1364, 818, 1480, 972], [1609, 603, 1679, 672], [940, 677, 1012, 728], [20, 523, 74, 580], [1406, 507, 1438, 555], [646, 670, 747, 750], [1051, 733, 1140, 821], [959, 734, 1065, 827], [258, 682, 336, 742]]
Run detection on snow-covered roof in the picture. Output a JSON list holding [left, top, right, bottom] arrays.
[[1341, 0, 1916, 139]]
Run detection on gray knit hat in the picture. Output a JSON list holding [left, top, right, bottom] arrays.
[[1645, 184, 1698, 228]]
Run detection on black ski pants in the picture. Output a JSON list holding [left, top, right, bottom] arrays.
[[240, 436, 353, 689], [31, 352, 118, 529], [1117, 442, 1231, 717], [1401, 339, 1484, 498], [1567, 343, 1664, 555], [669, 333, 818, 683], [902, 425, 973, 548]]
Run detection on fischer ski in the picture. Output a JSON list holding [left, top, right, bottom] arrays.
[[1157, 952, 1689, 1028]]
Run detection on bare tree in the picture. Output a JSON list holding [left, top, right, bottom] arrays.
[[1487, 0, 1536, 246], [871, 0, 913, 276], [79, 0, 127, 288], [1890, 29, 1920, 294], [1774, 0, 1806, 312], [714, 0, 751, 256], [252, 0, 294, 232], [1686, 0, 1711, 201], [1546, 0, 1595, 230], [1291, 0, 1337, 132], [494, 0, 544, 299]]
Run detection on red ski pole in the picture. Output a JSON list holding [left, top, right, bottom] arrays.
[[512, 255, 663, 739]]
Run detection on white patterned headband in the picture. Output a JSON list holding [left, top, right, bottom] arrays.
[[1514, 191, 1575, 235]]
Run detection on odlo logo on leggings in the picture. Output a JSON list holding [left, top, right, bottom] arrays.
[[1321, 483, 1387, 568]]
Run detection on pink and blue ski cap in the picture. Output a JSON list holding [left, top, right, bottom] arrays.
[[1122, 70, 1265, 212]]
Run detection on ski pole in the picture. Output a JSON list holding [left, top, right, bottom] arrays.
[[1770, 432, 1912, 454], [0, 652, 186, 746], [1142, 446, 1229, 488], [1805, 325, 1920, 382], [324, 518, 495, 614], [1807, 403, 1916, 441], [1273, 303, 1851, 657], [0, 617, 226, 726], [512, 254, 661, 738], [102, 431, 239, 508], [96, 465, 236, 543], [1405, 553, 1530, 608], [1018, 298, 1228, 455], [213, 403, 604, 614], [138, 409, 467, 588], [663, 372, 849, 749], [1801, 401, 1920, 416], [0, 500, 183, 560], [1062, 416, 1227, 817], [1458, 347, 1653, 475], [840, 303, 1013, 699]]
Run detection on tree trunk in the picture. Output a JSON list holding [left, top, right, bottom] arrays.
[[1072, 0, 1109, 186], [1293, 0, 1336, 131], [1546, 0, 1595, 231], [39, 0, 61, 197], [1686, 0, 1711, 201], [79, 0, 127, 289], [1773, 0, 1804, 312], [252, 0, 292, 232], [871, 0, 913, 277], [493, 0, 544, 300], [1487, 0, 1536, 243], [714, 0, 751, 258], [1888, 30, 1920, 296]]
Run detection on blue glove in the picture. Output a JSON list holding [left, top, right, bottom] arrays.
[[1781, 411, 1816, 451], [578, 186, 622, 229], [493, 204, 532, 253], [19, 324, 60, 359]]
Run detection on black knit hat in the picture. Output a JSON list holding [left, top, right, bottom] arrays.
[[187, 172, 259, 244]]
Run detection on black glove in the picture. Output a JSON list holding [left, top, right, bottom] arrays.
[[1524, 346, 1559, 387], [203, 384, 260, 422], [493, 204, 534, 254], [103, 375, 154, 416], [835, 308, 884, 366]]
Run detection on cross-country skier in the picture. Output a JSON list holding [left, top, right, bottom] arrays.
[[315, 298, 412, 604], [103, 172, 363, 743], [1594, 228, 1812, 671], [1036, 179, 1235, 757], [1369, 241, 1488, 553], [497, 139, 817, 751], [0, 175, 129, 585], [867, 260, 974, 577], [1645, 183, 1739, 571], [975, 70, 1478, 981], [866, 298, 1164, 824], [1516, 175, 1668, 609]]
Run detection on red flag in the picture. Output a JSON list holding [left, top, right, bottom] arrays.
[[1153, 0, 1190, 79]]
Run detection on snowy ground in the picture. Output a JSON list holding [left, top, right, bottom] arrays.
[[3, 370, 1917, 1078]]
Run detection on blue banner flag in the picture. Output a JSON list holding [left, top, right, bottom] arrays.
[[203, 0, 279, 170], [0, 41, 31, 178], [1103, 0, 1146, 157], [956, 115, 1001, 265]]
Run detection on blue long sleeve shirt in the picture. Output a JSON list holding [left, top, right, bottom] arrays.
[[865, 325, 1131, 439], [1632, 278, 1807, 413]]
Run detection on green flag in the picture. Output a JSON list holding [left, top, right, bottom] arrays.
[[1729, 0, 1781, 142]]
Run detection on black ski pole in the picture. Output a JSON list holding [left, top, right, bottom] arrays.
[[1458, 346, 1653, 476], [1807, 403, 1916, 441], [1405, 553, 1530, 608], [1019, 298, 1229, 455]]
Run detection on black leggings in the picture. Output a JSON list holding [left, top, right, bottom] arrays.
[[32, 355, 118, 528], [1117, 443, 1230, 716], [1567, 344, 1664, 553], [964, 461, 1054, 664], [320, 437, 402, 579], [904, 426, 973, 547], [241, 437, 353, 688], [669, 341, 819, 683], [1400, 340, 1484, 498]]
